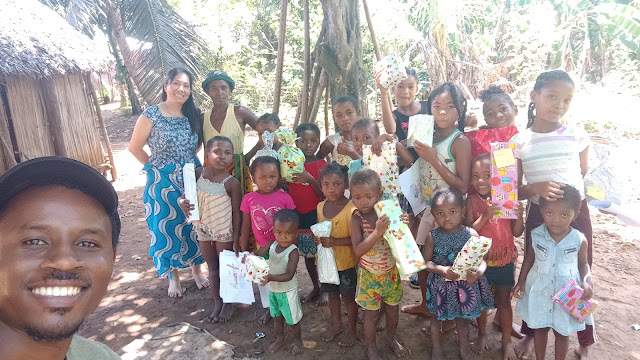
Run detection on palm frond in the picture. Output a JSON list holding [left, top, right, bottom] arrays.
[[119, 0, 210, 105], [38, 0, 101, 38]]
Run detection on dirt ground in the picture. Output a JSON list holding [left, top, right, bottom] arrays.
[[79, 104, 640, 359]]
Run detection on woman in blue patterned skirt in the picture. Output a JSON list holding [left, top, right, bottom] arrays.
[[129, 68, 208, 297]]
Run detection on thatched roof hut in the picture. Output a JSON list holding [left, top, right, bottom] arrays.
[[0, 0, 114, 177]]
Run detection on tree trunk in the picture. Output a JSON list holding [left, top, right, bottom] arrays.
[[318, 0, 367, 117], [85, 73, 118, 180], [104, 0, 144, 111], [272, 0, 288, 114]]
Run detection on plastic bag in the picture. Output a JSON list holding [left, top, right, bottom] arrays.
[[450, 236, 492, 281], [219, 250, 255, 304], [255, 130, 278, 159], [553, 279, 597, 323], [276, 128, 306, 182], [584, 143, 623, 204], [242, 254, 270, 284], [362, 141, 402, 195], [374, 199, 426, 276], [311, 221, 339, 285], [407, 114, 434, 147], [373, 53, 407, 89]]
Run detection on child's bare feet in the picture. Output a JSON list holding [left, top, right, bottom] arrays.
[[502, 342, 517, 360], [192, 265, 210, 289], [217, 303, 235, 322], [514, 335, 533, 359], [386, 338, 406, 358], [366, 346, 384, 360], [291, 340, 303, 354], [316, 291, 328, 307], [321, 327, 343, 342], [422, 319, 455, 335], [401, 302, 430, 316], [337, 331, 356, 347], [575, 345, 591, 359], [302, 287, 320, 303], [471, 334, 489, 353], [376, 312, 386, 331], [492, 318, 524, 339], [258, 309, 272, 324], [268, 338, 285, 353]]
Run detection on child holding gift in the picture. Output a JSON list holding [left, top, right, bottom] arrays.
[[513, 70, 595, 359], [289, 123, 327, 305], [179, 136, 242, 323], [465, 153, 524, 359], [245, 113, 282, 162], [349, 118, 414, 180], [407, 82, 472, 317], [251, 209, 304, 355], [514, 185, 593, 360], [316, 96, 361, 166], [424, 187, 494, 360], [240, 156, 296, 324], [312, 163, 359, 347], [349, 169, 406, 360]]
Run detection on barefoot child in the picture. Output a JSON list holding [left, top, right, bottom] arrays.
[[424, 188, 494, 360], [240, 156, 296, 324], [251, 209, 304, 355], [514, 70, 595, 359], [313, 163, 359, 346], [316, 96, 361, 165], [289, 123, 327, 306], [514, 185, 593, 360], [465, 153, 524, 359], [349, 169, 406, 360], [179, 136, 242, 323], [408, 82, 472, 317]]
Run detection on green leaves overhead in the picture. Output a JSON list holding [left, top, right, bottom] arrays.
[[119, 0, 210, 105], [596, 2, 640, 53]]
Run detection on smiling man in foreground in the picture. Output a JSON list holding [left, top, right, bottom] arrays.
[[0, 157, 121, 359]]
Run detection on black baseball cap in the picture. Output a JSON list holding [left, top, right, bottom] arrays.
[[0, 157, 120, 244]]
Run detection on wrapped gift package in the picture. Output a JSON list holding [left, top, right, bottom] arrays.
[[373, 53, 407, 89], [362, 141, 402, 195], [255, 130, 278, 159], [242, 254, 270, 284], [276, 128, 306, 182], [450, 235, 492, 281], [182, 162, 200, 222], [374, 199, 426, 276], [311, 221, 339, 285], [407, 114, 434, 147], [466, 126, 518, 158], [490, 142, 518, 219], [553, 278, 597, 323]]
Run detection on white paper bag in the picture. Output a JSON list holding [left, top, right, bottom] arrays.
[[407, 114, 434, 147], [398, 164, 426, 214], [219, 250, 255, 304], [182, 162, 199, 222]]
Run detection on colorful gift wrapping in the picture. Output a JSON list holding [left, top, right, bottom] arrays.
[[362, 141, 402, 195], [374, 199, 427, 276], [275, 128, 306, 182], [407, 114, 434, 147], [553, 278, 597, 323], [490, 142, 518, 219], [450, 235, 492, 281], [242, 254, 270, 284], [466, 126, 518, 158], [373, 53, 408, 89], [255, 130, 278, 159]]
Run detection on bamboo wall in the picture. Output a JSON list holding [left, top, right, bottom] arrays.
[[0, 94, 17, 173], [0, 73, 106, 175]]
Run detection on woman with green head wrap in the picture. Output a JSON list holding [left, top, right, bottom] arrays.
[[202, 70, 258, 194]]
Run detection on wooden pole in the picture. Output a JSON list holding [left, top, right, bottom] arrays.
[[306, 63, 322, 122], [308, 69, 327, 124], [85, 73, 117, 180], [40, 79, 66, 157], [363, 0, 381, 61], [299, 0, 310, 126], [272, 0, 288, 114], [324, 84, 330, 136], [292, 93, 303, 129]]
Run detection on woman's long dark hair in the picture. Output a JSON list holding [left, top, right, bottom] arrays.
[[162, 67, 203, 145]]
